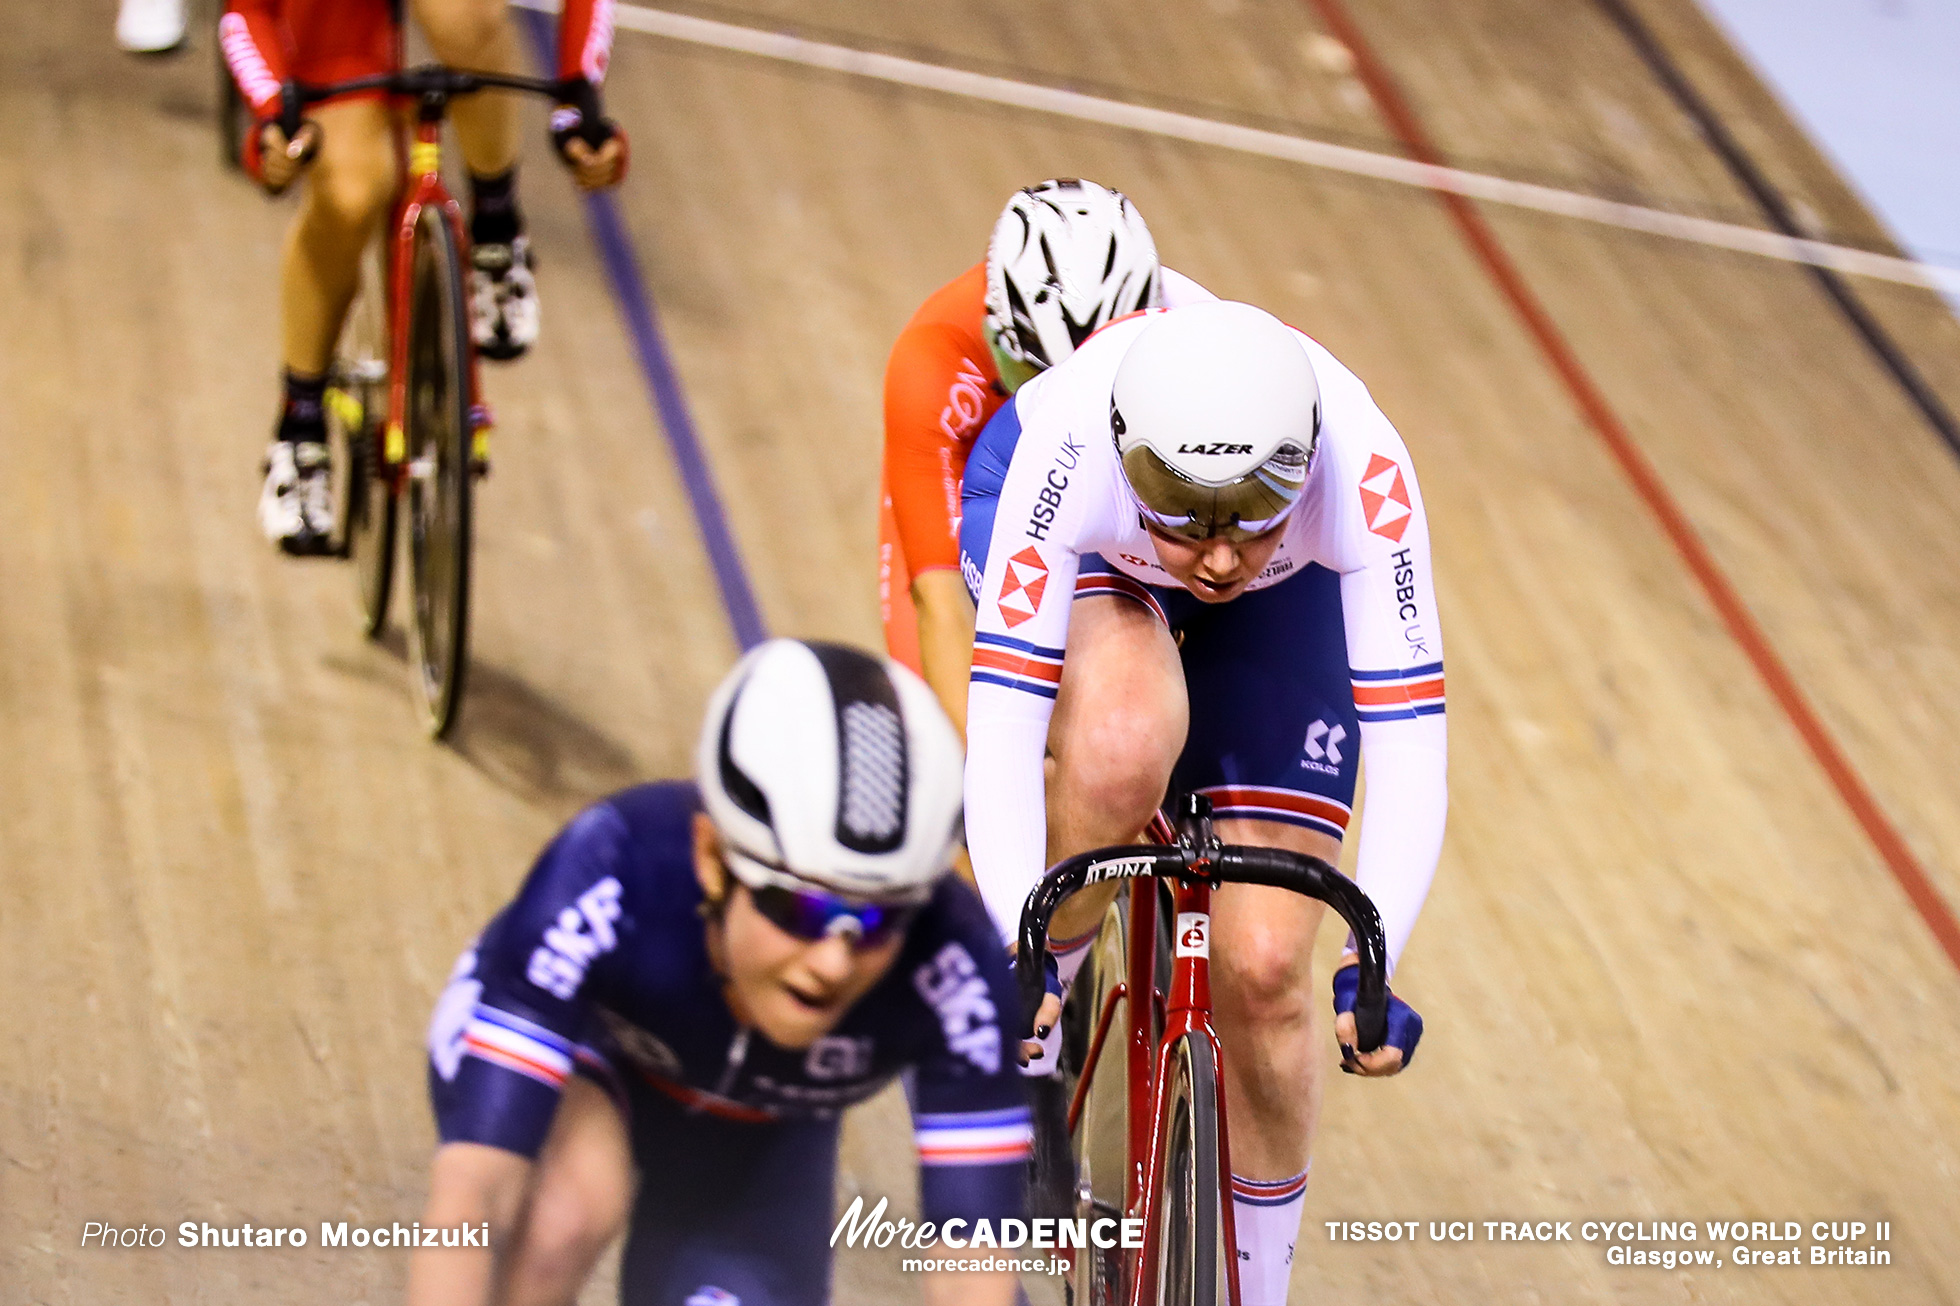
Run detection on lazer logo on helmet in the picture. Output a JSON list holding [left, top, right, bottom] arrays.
[[526, 877, 625, 1000], [1176, 443, 1253, 456]]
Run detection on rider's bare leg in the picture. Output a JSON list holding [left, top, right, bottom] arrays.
[[410, 0, 522, 180], [1210, 818, 1341, 1305], [1044, 595, 1188, 943], [279, 98, 395, 378]]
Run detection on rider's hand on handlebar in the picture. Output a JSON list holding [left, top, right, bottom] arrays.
[[256, 120, 321, 195], [549, 82, 629, 191], [561, 135, 627, 191], [1017, 950, 1065, 1067], [1331, 961, 1423, 1077]]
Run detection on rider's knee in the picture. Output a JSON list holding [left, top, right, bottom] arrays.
[[1063, 750, 1173, 835], [310, 150, 395, 235], [1058, 707, 1181, 827], [1214, 926, 1313, 1029], [415, 0, 509, 63]]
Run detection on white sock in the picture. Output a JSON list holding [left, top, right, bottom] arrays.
[[1232, 1166, 1309, 1306], [1052, 926, 1097, 989]]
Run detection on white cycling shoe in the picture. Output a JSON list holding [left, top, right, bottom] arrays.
[[470, 235, 539, 360], [260, 440, 336, 556], [117, 0, 186, 52]]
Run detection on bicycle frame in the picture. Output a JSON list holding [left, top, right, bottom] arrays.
[[1022, 798, 1391, 1306], [285, 66, 557, 485], [1135, 868, 1240, 1306], [378, 100, 492, 485], [1067, 821, 1240, 1306]]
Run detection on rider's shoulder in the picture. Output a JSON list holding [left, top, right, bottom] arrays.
[[1015, 313, 1148, 422], [1158, 265, 1217, 308], [1289, 331, 1402, 455], [893, 263, 990, 352], [533, 780, 699, 893]]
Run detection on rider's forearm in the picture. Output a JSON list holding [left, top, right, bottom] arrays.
[[912, 569, 976, 740], [964, 692, 1052, 942], [405, 1143, 533, 1306], [1350, 714, 1448, 973], [922, 1268, 1019, 1306]]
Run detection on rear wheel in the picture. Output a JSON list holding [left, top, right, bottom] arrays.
[[327, 233, 396, 632], [402, 207, 474, 738], [1152, 1033, 1226, 1306]]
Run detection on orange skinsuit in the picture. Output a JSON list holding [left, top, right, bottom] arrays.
[[878, 262, 1006, 675]]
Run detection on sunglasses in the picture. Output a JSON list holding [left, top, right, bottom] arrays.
[[745, 883, 918, 949], [1120, 442, 1311, 543]]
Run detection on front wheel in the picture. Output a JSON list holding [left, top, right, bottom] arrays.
[[1062, 894, 1134, 1306], [1152, 1033, 1227, 1306], [402, 206, 474, 738]]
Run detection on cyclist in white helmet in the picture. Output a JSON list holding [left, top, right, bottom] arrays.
[[960, 301, 1442, 1306], [879, 179, 1215, 735], [410, 640, 1026, 1306]]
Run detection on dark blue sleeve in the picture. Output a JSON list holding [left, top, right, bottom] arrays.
[[906, 882, 1031, 1228], [956, 395, 1023, 594], [427, 800, 639, 1158]]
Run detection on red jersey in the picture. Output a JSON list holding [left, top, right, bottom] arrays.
[[881, 262, 1007, 582], [221, 0, 615, 121]]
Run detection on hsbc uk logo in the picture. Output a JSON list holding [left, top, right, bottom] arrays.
[[1301, 719, 1346, 775], [1359, 454, 1411, 542], [996, 546, 1049, 629]]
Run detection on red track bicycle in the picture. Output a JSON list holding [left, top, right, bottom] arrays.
[[274, 65, 596, 736], [1018, 794, 1391, 1306]]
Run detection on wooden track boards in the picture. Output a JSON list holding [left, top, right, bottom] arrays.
[[2, 1, 1956, 1302]]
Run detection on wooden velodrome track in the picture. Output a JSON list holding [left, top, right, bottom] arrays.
[[4, 0, 1958, 1301]]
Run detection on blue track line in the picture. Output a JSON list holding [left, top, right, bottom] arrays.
[[519, 9, 769, 650]]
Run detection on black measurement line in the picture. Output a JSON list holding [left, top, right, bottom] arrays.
[[1592, 0, 1960, 462]]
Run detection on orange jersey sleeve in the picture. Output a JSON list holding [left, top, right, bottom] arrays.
[[882, 263, 1008, 578]]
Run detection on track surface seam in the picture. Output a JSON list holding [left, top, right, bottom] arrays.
[[520, 7, 769, 652], [1590, 0, 1960, 461], [510, 0, 1960, 297], [1304, 0, 1960, 973]]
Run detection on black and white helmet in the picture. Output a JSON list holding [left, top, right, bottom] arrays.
[[984, 179, 1161, 388], [696, 639, 964, 904]]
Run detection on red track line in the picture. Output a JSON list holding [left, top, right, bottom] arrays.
[[1306, 0, 1960, 972]]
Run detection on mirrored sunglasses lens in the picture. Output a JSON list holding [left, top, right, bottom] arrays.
[[750, 886, 914, 946], [749, 886, 829, 940]]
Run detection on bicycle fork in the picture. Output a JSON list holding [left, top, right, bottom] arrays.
[[381, 104, 493, 488], [1129, 872, 1243, 1306]]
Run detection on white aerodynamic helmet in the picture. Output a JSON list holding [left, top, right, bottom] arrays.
[[695, 639, 964, 904], [984, 179, 1162, 391], [1110, 301, 1322, 542]]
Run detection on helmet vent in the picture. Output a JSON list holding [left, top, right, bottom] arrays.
[[839, 702, 905, 844], [717, 702, 772, 826], [808, 642, 909, 854]]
